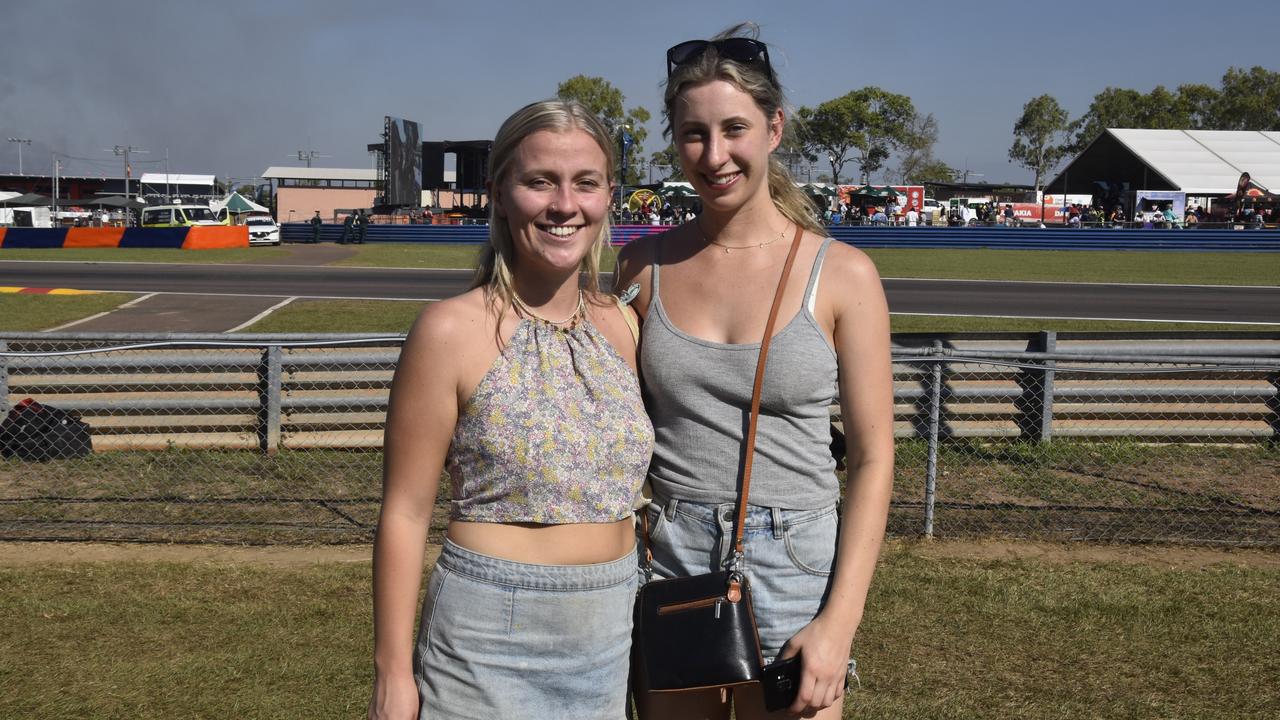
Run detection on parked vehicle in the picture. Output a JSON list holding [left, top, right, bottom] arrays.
[[140, 204, 228, 228], [243, 215, 281, 246]]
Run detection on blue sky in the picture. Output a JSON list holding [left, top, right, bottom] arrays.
[[2, 0, 1277, 188]]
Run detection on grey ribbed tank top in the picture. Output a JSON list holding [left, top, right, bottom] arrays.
[[640, 237, 840, 509]]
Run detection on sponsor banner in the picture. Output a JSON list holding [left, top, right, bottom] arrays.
[[892, 186, 925, 212]]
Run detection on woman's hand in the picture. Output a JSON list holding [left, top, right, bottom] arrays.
[[368, 670, 419, 720], [779, 613, 854, 717]]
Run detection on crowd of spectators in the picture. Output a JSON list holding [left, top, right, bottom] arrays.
[[612, 201, 698, 226]]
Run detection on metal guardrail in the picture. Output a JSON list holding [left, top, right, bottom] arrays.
[[1, 331, 1277, 545]]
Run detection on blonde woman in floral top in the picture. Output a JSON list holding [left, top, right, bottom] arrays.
[[369, 100, 654, 720]]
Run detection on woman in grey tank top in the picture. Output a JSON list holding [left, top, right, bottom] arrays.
[[617, 24, 895, 720]]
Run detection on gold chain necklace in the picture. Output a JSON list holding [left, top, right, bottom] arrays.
[[700, 220, 788, 254], [512, 288, 585, 327]]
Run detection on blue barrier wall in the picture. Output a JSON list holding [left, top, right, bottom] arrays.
[[281, 223, 1280, 251]]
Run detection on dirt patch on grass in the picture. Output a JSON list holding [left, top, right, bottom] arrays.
[[0, 538, 1274, 570]]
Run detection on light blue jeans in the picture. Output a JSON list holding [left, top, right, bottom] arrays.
[[638, 495, 839, 661], [414, 538, 637, 719]]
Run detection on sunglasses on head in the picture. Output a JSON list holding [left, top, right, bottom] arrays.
[[666, 38, 774, 81]]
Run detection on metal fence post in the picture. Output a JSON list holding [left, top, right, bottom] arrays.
[[1267, 371, 1280, 444], [1017, 331, 1057, 442], [0, 340, 8, 411], [923, 340, 943, 538], [258, 345, 283, 455]]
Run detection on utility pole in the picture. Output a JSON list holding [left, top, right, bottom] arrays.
[[52, 153, 59, 221], [7, 137, 32, 174], [108, 144, 149, 205]]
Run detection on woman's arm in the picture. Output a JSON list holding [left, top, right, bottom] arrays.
[[613, 234, 656, 320], [369, 304, 466, 720], [781, 243, 895, 715]]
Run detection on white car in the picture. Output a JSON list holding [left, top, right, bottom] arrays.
[[244, 216, 281, 246]]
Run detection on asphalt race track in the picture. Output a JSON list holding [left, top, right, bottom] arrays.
[[1, 260, 1277, 324]]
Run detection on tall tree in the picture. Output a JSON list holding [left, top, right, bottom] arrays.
[[894, 112, 939, 184], [1066, 82, 1227, 152], [1175, 83, 1220, 129], [1009, 94, 1070, 192], [908, 159, 958, 185], [648, 143, 684, 181], [796, 87, 917, 185], [1212, 66, 1280, 130], [555, 75, 650, 185]]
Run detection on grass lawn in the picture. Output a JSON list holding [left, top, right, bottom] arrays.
[[0, 292, 135, 331], [865, 248, 1280, 286], [324, 245, 1279, 285], [1, 544, 1276, 719], [888, 314, 1279, 333], [240, 298, 427, 334], [237, 301, 1277, 334], [3, 294, 1273, 334], [0, 247, 294, 264]]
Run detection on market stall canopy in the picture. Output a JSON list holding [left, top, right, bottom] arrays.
[[82, 195, 146, 209], [0, 193, 52, 206], [846, 185, 901, 200], [211, 191, 268, 215], [803, 183, 838, 197], [658, 183, 696, 199]]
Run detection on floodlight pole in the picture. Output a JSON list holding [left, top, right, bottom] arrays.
[[7, 138, 32, 174]]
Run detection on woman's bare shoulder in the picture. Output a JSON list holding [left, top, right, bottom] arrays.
[[404, 288, 490, 353], [817, 236, 883, 285]]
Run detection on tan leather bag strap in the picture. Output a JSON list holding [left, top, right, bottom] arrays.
[[732, 225, 803, 559]]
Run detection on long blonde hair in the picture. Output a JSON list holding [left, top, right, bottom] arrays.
[[472, 99, 617, 324], [663, 23, 822, 234]]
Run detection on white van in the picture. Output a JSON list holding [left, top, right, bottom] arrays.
[[140, 204, 229, 228]]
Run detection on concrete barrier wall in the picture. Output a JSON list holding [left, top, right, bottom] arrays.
[[281, 223, 1280, 251], [0, 226, 249, 249]]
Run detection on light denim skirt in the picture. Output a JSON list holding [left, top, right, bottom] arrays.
[[414, 538, 638, 719], [637, 495, 838, 662]]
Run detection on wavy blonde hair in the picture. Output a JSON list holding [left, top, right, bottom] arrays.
[[663, 23, 822, 234], [472, 99, 617, 325]]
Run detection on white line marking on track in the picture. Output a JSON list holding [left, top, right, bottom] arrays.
[[226, 297, 299, 333], [41, 292, 157, 332]]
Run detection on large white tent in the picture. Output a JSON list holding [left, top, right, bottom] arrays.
[[1047, 129, 1280, 195]]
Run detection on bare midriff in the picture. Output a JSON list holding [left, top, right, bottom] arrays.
[[445, 518, 635, 565]]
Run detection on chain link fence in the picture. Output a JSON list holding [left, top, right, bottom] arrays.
[[2, 332, 1277, 546]]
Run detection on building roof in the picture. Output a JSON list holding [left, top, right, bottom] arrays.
[[139, 173, 215, 186], [1064, 129, 1280, 194], [261, 166, 379, 181]]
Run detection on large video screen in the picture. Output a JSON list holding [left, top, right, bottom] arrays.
[[385, 116, 423, 206]]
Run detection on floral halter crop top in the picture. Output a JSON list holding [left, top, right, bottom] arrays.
[[446, 311, 654, 524]]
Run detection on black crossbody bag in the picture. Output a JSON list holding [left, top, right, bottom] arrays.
[[633, 226, 803, 697]]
